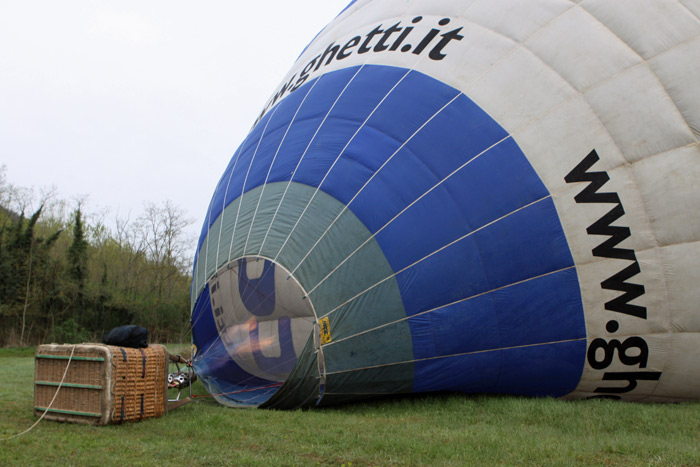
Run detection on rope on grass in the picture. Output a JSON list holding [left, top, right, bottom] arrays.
[[0, 344, 76, 441]]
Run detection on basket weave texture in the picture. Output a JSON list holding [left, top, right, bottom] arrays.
[[34, 343, 168, 425]]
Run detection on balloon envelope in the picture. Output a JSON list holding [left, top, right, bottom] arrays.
[[191, 0, 700, 408]]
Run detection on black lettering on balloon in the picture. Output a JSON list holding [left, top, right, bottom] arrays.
[[587, 337, 650, 370], [565, 149, 647, 320], [359, 25, 385, 54], [429, 27, 464, 61], [338, 36, 361, 59], [256, 15, 466, 124]]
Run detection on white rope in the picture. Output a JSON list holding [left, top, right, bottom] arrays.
[[258, 65, 366, 255], [228, 104, 281, 263], [318, 194, 552, 320], [243, 77, 322, 256], [1, 345, 76, 441], [273, 62, 421, 263], [323, 337, 587, 376], [289, 90, 464, 280]]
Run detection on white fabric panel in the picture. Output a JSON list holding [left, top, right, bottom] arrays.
[[401, 0, 477, 17], [681, 0, 700, 20], [660, 242, 700, 333], [525, 7, 642, 91], [464, 0, 574, 43], [584, 64, 696, 163], [467, 46, 578, 130], [632, 145, 700, 246], [437, 23, 517, 90], [645, 333, 700, 400], [581, 0, 700, 59], [514, 95, 627, 194], [649, 36, 700, 139]]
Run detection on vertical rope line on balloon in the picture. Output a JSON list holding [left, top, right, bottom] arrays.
[[213, 145, 246, 271], [318, 194, 552, 320], [243, 77, 322, 256], [191, 115, 272, 330], [288, 90, 463, 279], [258, 64, 367, 255], [301, 68, 607, 300], [195, 192, 219, 301], [272, 63, 421, 264], [227, 104, 281, 263], [304, 133, 511, 296]]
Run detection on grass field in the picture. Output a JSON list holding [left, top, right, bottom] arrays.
[[1, 347, 699, 466]]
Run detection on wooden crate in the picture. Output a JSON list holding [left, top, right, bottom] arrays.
[[34, 343, 168, 425]]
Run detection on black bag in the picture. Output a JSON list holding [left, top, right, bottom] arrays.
[[102, 325, 149, 348]]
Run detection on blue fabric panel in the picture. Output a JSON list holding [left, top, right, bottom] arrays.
[[291, 117, 365, 189], [238, 258, 276, 317], [292, 66, 411, 189], [374, 139, 549, 273], [493, 268, 585, 348], [412, 351, 501, 393], [407, 293, 500, 360], [347, 94, 508, 235], [319, 72, 461, 206], [260, 67, 374, 186], [196, 64, 411, 251], [495, 340, 586, 397], [241, 87, 317, 195], [191, 286, 216, 354], [221, 94, 308, 209], [395, 234, 490, 317], [394, 199, 573, 317], [470, 198, 574, 289]]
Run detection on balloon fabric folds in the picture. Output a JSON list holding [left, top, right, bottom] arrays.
[[190, 0, 700, 408]]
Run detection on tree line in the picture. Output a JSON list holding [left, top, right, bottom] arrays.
[[0, 168, 194, 346]]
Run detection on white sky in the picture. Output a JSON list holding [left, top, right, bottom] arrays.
[[0, 0, 350, 248]]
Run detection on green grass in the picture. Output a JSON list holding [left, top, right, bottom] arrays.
[[1, 347, 699, 466]]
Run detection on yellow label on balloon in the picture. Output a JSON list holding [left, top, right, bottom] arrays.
[[319, 317, 332, 345]]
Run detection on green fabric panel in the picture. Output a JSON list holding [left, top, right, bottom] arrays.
[[322, 320, 413, 373], [319, 280, 407, 345], [194, 182, 416, 408], [314, 394, 378, 407], [320, 363, 415, 403], [242, 187, 287, 257]]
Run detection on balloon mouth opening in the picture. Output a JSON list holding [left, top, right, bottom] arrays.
[[199, 255, 316, 407]]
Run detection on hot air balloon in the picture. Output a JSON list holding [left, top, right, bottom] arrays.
[[190, 0, 700, 408]]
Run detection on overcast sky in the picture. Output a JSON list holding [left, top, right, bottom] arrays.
[[0, 0, 350, 248]]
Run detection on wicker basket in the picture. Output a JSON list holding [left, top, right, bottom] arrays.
[[34, 343, 168, 425]]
